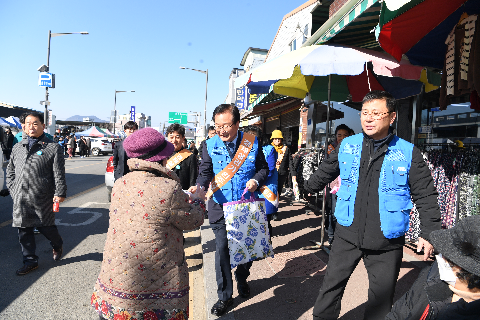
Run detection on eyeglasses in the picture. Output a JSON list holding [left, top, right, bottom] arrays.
[[359, 110, 392, 120], [214, 123, 235, 131]]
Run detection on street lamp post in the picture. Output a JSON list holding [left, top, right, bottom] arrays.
[[42, 30, 88, 129], [114, 90, 135, 134], [179, 67, 208, 138]]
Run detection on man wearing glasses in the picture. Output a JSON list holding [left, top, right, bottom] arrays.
[[304, 91, 441, 320], [7, 112, 67, 275], [189, 104, 268, 316]]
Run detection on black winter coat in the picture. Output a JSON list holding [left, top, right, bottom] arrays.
[[168, 147, 198, 190], [113, 140, 129, 181], [304, 132, 441, 250], [386, 261, 480, 320], [276, 145, 296, 177]]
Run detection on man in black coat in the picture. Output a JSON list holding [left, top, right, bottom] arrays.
[[165, 123, 197, 190], [305, 91, 441, 320], [386, 215, 480, 319], [112, 121, 138, 181], [7, 112, 67, 275], [3, 127, 14, 160]]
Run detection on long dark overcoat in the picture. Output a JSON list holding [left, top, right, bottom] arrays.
[[6, 134, 67, 227]]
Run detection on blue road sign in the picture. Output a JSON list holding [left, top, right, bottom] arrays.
[[38, 72, 53, 87], [130, 106, 135, 121]]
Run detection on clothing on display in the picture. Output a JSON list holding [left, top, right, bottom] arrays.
[[406, 148, 480, 241], [291, 148, 325, 198]]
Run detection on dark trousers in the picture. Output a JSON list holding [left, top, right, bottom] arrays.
[[313, 236, 403, 320], [211, 217, 252, 301], [327, 194, 337, 242], [18, 226, 63, 265], [278, 174, 288, 195]]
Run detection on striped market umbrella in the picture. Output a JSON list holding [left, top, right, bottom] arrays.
[[246, 44, 434, 102], [378, 0, 480, 68]]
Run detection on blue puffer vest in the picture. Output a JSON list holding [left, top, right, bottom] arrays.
[[259, 145, 278, 212], [336, 133, 414, 239], [206, 132, 259, 205]]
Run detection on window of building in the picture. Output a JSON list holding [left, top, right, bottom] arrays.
[[471, 113, 480, 117], [458, 114, 467, 119], [302, 24, 309, 44], [290, 39, 296, 52], [436, 117, 444, 121], [447, 115, 455, 120]]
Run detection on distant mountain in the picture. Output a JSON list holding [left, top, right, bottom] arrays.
[[64, 115, 108, 123]]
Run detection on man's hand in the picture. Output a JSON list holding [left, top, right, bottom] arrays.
[[417, 237, 434, 261], [53, 196, 65, 203], [189, 184, 206, 202], [246, 179, 258, 192]]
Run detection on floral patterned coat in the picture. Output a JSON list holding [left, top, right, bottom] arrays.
[[92, 159, 204, 320]]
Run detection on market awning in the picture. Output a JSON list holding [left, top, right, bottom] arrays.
[[304, 0, 381, 49]]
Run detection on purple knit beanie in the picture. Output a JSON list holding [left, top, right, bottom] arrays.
[[123, 128, 174, 162]]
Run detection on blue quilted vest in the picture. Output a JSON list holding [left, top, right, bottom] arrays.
[[336, 133, 414, 239], [206, 132, 259, 205]]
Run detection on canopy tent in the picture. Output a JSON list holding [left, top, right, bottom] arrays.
[[378, 0, 480, 68], [102, 129, 119, 138], [5, 116, 22, 129], [74, 126, 106, 138], [0, 117, 16, 127]]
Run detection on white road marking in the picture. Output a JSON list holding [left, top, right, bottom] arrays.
[[55, 201, 109, 226]]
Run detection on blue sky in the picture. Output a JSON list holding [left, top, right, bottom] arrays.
[[0, 0, 310, 129]]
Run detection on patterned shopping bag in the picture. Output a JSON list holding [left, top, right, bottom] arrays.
[[223, 189, 274, 269]]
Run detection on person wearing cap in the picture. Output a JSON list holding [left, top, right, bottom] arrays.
[[386, 215, 480, 319], [305, 91, 441, 320], [270, 129, 296, 220], [112, 121, 138, 181], [189, 104, 269, 316], [166, 123, 198, 190], [91, 127, 205, 320]]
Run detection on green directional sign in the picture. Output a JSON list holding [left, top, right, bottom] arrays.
[[168, 112, 188, 124]]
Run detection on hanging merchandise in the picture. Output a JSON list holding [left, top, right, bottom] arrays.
[[439, 14, 480, 109], [406, 148, 480, 242]]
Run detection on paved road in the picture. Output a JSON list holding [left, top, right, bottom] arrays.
[[0, 155, 112, 320]]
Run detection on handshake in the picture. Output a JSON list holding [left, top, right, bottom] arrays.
[[187, 184, 207, 201]]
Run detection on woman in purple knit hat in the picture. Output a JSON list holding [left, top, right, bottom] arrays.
[[91, 128, 206, 320]]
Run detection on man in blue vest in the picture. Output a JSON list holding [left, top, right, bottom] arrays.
[[189, 104, 269, 316], [305, 91, 441, 320]]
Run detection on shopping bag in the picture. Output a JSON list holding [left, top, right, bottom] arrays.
[[223, 188, 274, 269]]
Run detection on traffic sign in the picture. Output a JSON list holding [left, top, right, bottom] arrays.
[[38, 72, 55, 88], [168, 112, 188, 124]]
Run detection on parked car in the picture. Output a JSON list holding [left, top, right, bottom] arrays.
[[105, 156, 114, 202], [76, 137, 113, 156]]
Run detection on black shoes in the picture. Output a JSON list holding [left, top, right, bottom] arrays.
[[237, 281, 251, 298], [16, 263, 38, 276], [211, 298, 234, 316], [53, 247, 63, 261]]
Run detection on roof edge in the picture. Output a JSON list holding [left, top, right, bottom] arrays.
[[240, 47, 268, 66]]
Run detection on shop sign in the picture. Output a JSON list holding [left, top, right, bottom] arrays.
[[418, 134, 427, 138], [418, 126, 432, 134], [235, 86, 258, 110]]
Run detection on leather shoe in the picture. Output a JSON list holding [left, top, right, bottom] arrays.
[[16, 263, 38, 276], [53, 247, 63, 261], [211, 298, 233, 316], [237, 281, 250, 298]]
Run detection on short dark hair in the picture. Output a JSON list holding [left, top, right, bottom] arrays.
[[335, 124, 353, 136], [166, 123, 185, 137], [19, 113, 28, 124], [242, 125, 262, 138], [212, 104, 240, 124], [445, 257, 480, 290], [208, 126, 216, 132], [124, 121, 138, 131], [362, 90, 397, 113], [23, 111, 44, 124]]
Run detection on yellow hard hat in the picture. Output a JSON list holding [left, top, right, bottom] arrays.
[[271, 130, 283, 139]]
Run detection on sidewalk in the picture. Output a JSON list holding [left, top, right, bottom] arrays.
[[200, 198, 432, 320]]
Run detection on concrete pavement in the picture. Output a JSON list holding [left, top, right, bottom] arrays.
[[198, 198, 432, 320]]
